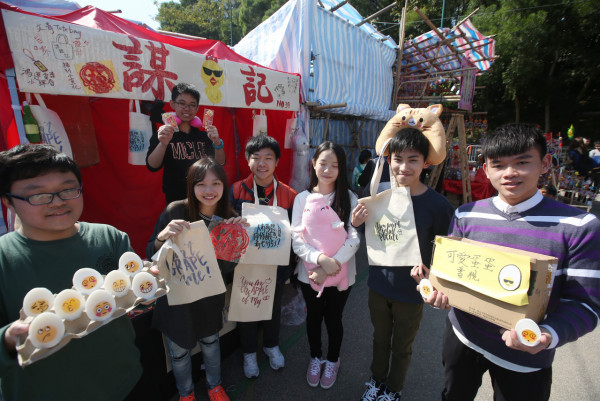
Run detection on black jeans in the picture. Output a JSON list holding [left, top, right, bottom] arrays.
[[441, 317, 552, 401], [300, 282, 352, 362], [238, 281, 285, 353]]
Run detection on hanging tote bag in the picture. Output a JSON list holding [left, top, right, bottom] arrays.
[[155, 221, 226, 306], [128, 99, 153, 165], [252, 109, 268, 136], [26, 93, 73, 158], [359, 138, 422, 266], [239, 180, 292, 266], [227, 263, 278, 322]]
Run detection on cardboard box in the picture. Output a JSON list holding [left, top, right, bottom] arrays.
[[429, 236, 557, 329]]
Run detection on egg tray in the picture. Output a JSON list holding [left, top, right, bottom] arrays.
[[15, 269, 167, 367]]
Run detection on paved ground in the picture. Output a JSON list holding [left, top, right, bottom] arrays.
[[172, 201, 600, 401]]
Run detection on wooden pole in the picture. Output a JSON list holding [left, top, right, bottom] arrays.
[[356, 2, 398, 27], [329, 0, 349, 13], [312, 102, 347, 111], [392, 0, 408, 110]]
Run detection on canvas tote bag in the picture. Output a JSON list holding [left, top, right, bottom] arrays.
[[155, 221, 226, 306], [359, 138, 422, 266], [252, 109, 268, 136], [26, 93, 73, 158], [239, 180, 292, 266], [128, 99, 152, 165], [227, 263, 278, 322]]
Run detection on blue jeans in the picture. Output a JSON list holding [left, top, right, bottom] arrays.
[[165, 333, 222, 396]]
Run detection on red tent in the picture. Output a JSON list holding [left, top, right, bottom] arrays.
[[0, 3, 300, 254]]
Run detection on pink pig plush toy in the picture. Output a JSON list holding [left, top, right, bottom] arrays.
[[294, 193, 349, 297]]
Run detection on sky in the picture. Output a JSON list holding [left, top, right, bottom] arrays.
[[76, 0, 169, 30]]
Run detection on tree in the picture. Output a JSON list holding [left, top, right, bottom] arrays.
[[156, 0, 227, 39]]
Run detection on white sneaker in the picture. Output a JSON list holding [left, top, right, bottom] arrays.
[[243, 352, 259, 378], [263, 346, 285, 370]]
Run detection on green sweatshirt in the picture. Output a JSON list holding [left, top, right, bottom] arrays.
[[0, 222, 142, 401]]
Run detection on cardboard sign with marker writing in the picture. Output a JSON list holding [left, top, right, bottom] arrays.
[[157, 221, 226, 306]]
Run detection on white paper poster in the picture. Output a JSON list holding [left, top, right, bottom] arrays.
[[2, 9, 300, 111]]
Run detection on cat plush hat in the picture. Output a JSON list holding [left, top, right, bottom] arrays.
[[375, 104, 446, 165]]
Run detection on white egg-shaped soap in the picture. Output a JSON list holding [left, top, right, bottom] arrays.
[[72, 268, 104, 295], [104, 270, 131, 298], [132, 272, 158, 299], [118, 252, 143, 277], [53, 289, 85, 320], [85, 290, 116, 322], [23, 287, 55, 317], [419, 278, 434, 299], [29, 312, 65, 348]]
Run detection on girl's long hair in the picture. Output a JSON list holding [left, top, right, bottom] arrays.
[[308, 141, 351, 229], [186, 157, 236, 221]]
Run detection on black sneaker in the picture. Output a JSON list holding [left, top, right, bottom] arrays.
[[376, 386, 401, 401], [360, 377, 383, 401]]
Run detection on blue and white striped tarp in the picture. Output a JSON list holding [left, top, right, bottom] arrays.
[[234, 0, 397, 122], [311, 4, 396, 121]]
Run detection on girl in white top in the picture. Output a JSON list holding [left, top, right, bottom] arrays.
[[291, 141, 362, 390]]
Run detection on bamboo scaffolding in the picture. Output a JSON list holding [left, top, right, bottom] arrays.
[[329, 0, 348, 13], [356, 2, 397, 27]]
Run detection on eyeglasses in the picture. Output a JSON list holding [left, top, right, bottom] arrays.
[[202, 67, 223, 78], [6, 187, 82, 206], [174, 101, 198, 110]]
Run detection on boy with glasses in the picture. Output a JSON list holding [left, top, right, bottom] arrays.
[[147, 82, 226, 204], [0, 145, 142, 401]]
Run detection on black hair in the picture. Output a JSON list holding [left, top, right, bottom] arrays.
[[482, 124, 547, 161], [171, 82, 200, 103], [388, 128, 430, 160], [359, 149, 372, 164], [244, 135, 281, 160], [308, 141, 351, 230], [0, 144, 81, 198], [542, 184, 557, 197], [595, 140, 600, 145]]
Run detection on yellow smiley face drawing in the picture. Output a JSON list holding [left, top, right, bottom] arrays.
[[62, 297, 81, 313], [112, 279, 127, 293], [139, 281, 153, 295], [30, 300, 50, 314], [81, 276, 98, 289], [421, 285, 431, 296], [36, 325, 58, 344], [521, 329, 538, 343], [124, 261, 139, 274], [94, 301, 112, 317]]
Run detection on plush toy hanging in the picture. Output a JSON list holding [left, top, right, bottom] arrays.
[[374, 104, 446, 165]]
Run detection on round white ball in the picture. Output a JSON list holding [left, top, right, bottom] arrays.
[[23, 287, 55, 317], [53, 289, 85, 320], [28, 312, 65, 348], [132, 272, 158, 299], [85, 290, 116, 322], [118, 252, 143, 277], [104, 270, 131, 298], [72, 268, 104, 295]]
